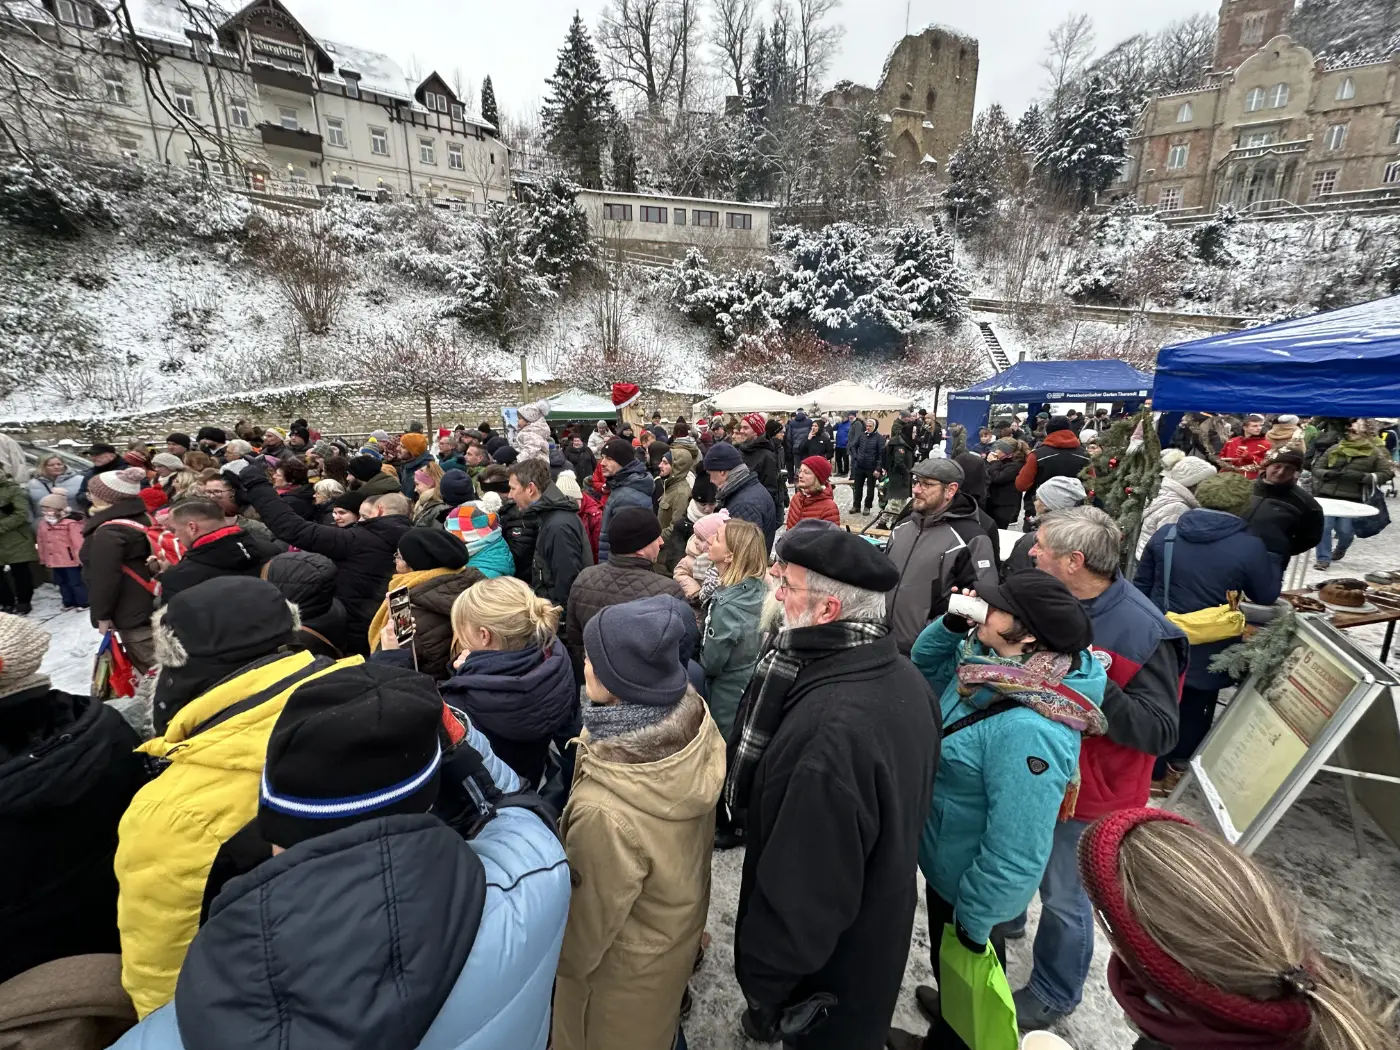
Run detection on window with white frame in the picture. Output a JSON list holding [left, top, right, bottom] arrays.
[[228, 98, 251, 128], [1240, 12, 1267, 44], [185, 150, 204, 172], [117, 135, 140, 160], [1176, 101, 1193, 123], [1242, 131, 1277, 147], [425, 91, 447, 112], [370, 127, 389, 155], [289, 167, 308, 184], [325, 117, 346, 147], [103, 73, 126, 104], [419, 137, 436, 164], [1310, 169, 1337, 199], [1244, 87, 1266, 112], [55, 0, 94, 26], [52, 64, 78, 95], [1158, 186, 1183, 211], [450, 103, 463, 121], [1323, 123, 1347, 151], [278, 106, 298, 131], [1384, 161, 1400, 184], [1336, 77, 1355, 101], [1167, 144, 1189, 169], [173, 88, 197, 117], [1268, 82, 1290, 108], [345, 78, 359, 99], [448, 143, 463, 169]]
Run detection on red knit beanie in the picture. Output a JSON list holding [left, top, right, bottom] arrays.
[[1079, 808, 1312, 1036], [743, 413, 766, 438], [801, 455, 832, 485]]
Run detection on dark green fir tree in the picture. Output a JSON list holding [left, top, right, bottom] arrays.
[[541, 14, 614, 189], [479, 75, 499, 131]]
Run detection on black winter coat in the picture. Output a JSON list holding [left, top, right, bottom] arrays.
[[954, 451, 990, 507], [159, 527, 284, 604], [240, 472, 411, 654], [883, 437, 916, 501], [531, 484, 591, 611], [739, 436, 784, 508], [80, 500, 154, 630], [984, 457, 1022, 526], [0, 688, 149, 984], [278, 484, 317, 521], [735, 633, 940, 1050], [398, 569, 485, 680], [499, 502, 539, 583], [1244, 479, 1325, 561], [263, 550, 350, 658]]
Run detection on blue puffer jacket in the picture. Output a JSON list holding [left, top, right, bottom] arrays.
[[910, 617, 1106, 945], [598, 458, 655, 562], [718, 469, 778, 553], [466, 530, 518, 579], [109, 726, 570, 1050], [1134, 508, 1281, 689], [783, 410, 810, 459], [834, 420, 852, 450]]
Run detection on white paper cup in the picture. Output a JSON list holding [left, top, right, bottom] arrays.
[[1022, 1033, 1074, 1050]]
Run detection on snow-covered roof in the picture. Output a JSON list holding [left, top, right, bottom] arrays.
[[316, 39, 411, 100], [125, 0, 223, 45]]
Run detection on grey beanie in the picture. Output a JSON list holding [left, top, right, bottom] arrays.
[[583, 595, 688, 707], [1037, 475, 1087, 511]]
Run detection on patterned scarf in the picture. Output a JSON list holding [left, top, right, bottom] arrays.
[[955, 639, 1107, 820], [698, 562, 722, 607], [724, 618, 888, 823]]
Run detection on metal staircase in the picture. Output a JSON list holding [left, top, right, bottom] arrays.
[[977, 320, 1012, 373]]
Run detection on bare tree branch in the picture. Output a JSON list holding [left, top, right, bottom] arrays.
[[709, 0, 755, 99]]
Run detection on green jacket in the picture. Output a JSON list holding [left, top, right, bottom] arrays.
[[658, 446, 696, 539], [699, 576, 765, 738], [0, 475, 37, 565], [1314, 441, 1392, 502]]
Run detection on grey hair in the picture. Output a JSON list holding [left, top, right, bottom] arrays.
[[1036, 506, 1122, 577], [804, 566, 889, 621], [225, 439, 254, 459]]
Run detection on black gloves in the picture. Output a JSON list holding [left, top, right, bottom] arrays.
[[942, 612, 974, 635], [741, 1001, 781, 1043]]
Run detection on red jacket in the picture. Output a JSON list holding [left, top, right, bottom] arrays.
[[785, 486, 842, 529], [577, 491, 602, 563], [1218, 434, 1270, 479], [1015, 429, 1084, 492]]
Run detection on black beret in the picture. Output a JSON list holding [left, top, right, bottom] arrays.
[[777, 526, 899, 594], [979, 570, 1092, 654]]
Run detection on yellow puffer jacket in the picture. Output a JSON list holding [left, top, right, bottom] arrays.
[[114, 651, 362, 1018]]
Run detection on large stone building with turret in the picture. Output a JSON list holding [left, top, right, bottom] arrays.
[[1122, 0, 1400, 213], [821, 25, 979, 178]]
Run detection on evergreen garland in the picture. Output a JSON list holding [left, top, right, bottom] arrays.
[[1209, 612, 1299, 690], [1080, 407, 1162, 567]]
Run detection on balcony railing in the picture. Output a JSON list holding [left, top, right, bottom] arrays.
[[257, 123, 323, 154], [249, 62, 316, 95], [1220, 139, 1311, 162]]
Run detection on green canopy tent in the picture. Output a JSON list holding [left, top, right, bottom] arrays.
[[543, 387, 619, 421]]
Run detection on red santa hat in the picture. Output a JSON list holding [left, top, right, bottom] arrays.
[[611, 383, 641, 410]]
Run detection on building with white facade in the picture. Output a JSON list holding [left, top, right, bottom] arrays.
[[575, 189, 774, 260], [0, 0, 511, 205]]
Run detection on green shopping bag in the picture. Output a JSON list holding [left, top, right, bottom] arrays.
[[938, 924, 1018, 1050]]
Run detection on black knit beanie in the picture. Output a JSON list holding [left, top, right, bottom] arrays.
[[398, 528, 468, 571]]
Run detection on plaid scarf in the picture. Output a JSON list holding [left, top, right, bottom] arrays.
[[955, 639, 1107, 819], [724, 618, 888, 822]]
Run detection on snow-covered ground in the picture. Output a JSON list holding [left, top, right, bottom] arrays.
[[30, 492, 1400, 1050]]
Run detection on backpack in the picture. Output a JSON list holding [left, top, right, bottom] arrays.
[[98, 519, 184, 596]]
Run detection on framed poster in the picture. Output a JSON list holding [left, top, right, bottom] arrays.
[[1167, 617, 1397, 854]]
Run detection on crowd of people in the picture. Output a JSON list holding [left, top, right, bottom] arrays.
[[1, 401, 1397, 1050]]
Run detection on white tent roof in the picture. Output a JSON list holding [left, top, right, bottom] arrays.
[[797, 380, 910, 412], [700, 382, 802, 414], [545, 388, 617, 416]]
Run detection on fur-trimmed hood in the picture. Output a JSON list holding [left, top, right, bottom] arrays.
[[153, 599, 301, 671], [574, 688, 726, 821]]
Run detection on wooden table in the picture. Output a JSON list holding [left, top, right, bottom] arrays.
[[1284, 589, 1400, 662]]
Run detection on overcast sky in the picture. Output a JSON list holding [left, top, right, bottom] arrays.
[[293, 0, 1219, 122]]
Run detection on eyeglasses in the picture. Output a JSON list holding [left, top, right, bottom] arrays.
[[911, 478, 945, 491]]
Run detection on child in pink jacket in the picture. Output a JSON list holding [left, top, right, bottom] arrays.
[[37, 492, 87, 609]]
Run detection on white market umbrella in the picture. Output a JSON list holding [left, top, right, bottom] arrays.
[[798, 380, 910, 413], [701, 381, 803, 414]]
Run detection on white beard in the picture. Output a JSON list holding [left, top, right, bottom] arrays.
[[782, 603, 821, 630]]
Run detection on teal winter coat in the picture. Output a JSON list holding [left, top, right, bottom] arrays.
[[466, 530, 518, 580], [699, 576, 766, 737], [910, 616, 1106, 945]]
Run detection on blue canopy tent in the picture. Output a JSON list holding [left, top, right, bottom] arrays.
[[1152, 295, 1400, 416], [946, 360, 1154, 444]]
